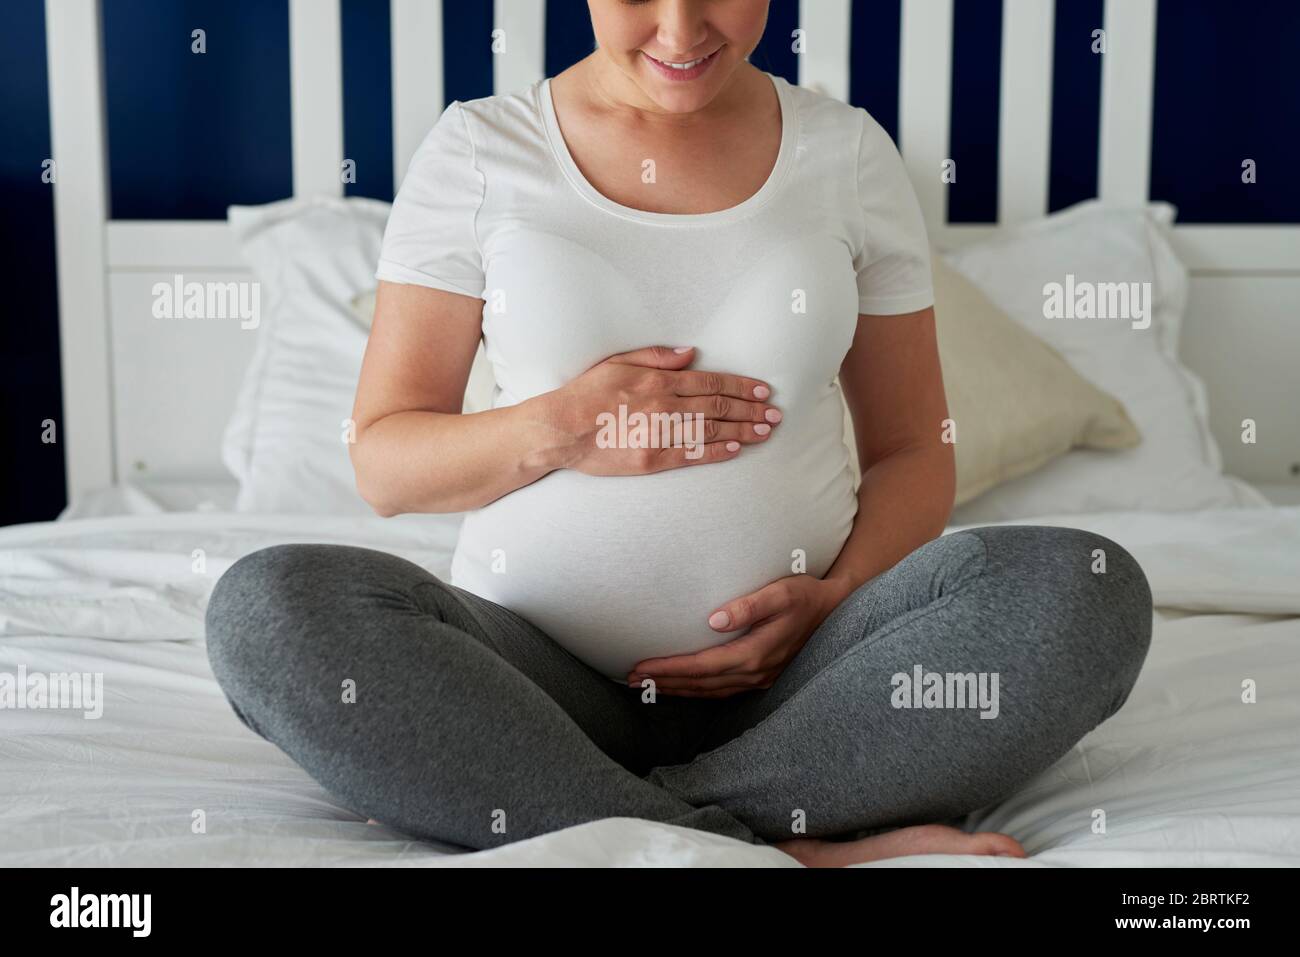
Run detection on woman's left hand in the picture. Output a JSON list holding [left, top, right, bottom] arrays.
[[627, 575, 851, 698]]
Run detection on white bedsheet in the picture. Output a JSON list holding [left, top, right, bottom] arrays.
[[1, 506, 1298, 867]]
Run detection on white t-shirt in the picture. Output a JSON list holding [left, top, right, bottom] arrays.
[[376, 72, 934, 680]]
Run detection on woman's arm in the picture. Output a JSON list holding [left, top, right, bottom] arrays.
[[824, 305, 956, 603], [350, 281, 782, 516], [349, 281, 567, 515]]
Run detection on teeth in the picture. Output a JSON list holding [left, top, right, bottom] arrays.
[[655, 53, 708, 69]]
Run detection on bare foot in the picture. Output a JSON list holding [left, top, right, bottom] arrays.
[[777, 824, 1027, 867]]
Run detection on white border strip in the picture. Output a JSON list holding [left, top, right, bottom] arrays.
[[289, 0, 343, 197], [900, 0, 953, 231], [1170, 226, 1300, 274], [1099, 0, 1156, 204], [998, 0, 1055, 223], [45, 0, 114, 496], [798, 0, 851, 101], [106, 222, 244, 270], [391, 0, 444, 187]]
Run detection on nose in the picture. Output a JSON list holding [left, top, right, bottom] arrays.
[[655, 0, 710, 59]]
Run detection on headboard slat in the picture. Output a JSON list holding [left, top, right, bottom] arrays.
[[45, 0, 113, 498], [391, 0, 445, 188], [289, 0, 344, 198], [998, 0, 1055, 224], [900, 0, 954, 235], [1099, 0, 1157, 204]]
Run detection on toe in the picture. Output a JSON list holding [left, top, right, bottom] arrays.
[[975, 832, 1027, 857]]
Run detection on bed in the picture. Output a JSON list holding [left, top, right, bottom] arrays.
[[2, 495, 1299, 867], [19, 0, 1298, 867]]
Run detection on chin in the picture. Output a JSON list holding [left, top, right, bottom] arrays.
[[631, 55, 738, 113]]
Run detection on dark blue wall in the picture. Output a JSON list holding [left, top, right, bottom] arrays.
[[1, 0, 64, 526], [342, 0, 393, 202], [1151, 0, 1300, 222], [3, 0, 1298, 524], [947, 0, 1003, 223], [104, 0, 293, 219], [1048, 0, 1104, 213], [850, 0, 902, 144]]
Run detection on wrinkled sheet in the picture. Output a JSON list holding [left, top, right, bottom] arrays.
[[1, 506, 1297, 867]]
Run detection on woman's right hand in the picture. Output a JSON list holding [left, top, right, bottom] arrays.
[[541, 346, 782, 476]]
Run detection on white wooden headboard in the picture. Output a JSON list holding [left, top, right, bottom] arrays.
[[44, 0, 1300, 500]]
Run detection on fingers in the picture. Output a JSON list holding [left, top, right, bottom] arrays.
[[707, 582, 789, 634], [601, 347, 782, 424], [643, 673, 771, 694], [696, 419, 775, 445], [670, 368, 780, 424], [589, 346, 781, 472], [628, 650, 773, 696], [647, 440, 744, 471], [605, 345, 697, 370], [673, 369, 772, 402], [636, 423, 771, 474], [677, 394, 784, 425], [650, 685, 755, 699], [631, 640, 752, 679]]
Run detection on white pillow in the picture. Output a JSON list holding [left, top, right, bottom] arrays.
[[224, 198, 503, 514], [942, 200, 1267, 521], [223, 197, 391, 513]]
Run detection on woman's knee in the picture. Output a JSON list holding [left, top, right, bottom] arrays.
[[1041, 526, 1150, 662], [204, 545, 324, 713], [207, 542, 441, 644], [970, 524, 1153, 706], [1078, 530, 1153, 714], [205, 543, 462, 697], [207, 544, 313, 660]]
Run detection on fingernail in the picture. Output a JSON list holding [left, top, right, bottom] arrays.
[[708, 611, 731, 629], [754, 423, 771, 436], [765, 408, 782, 423], [725, 441, 740, 452], [673, 346, 693, 354], [752, 385, 770, 399]]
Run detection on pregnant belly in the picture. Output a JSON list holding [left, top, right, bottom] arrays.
[[449, 437, 858, 680]]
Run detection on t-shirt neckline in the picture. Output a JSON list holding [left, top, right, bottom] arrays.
[[538, 71, 797, 227]]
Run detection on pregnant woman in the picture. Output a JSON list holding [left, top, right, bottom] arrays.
[[206, 0, 1152, 866]]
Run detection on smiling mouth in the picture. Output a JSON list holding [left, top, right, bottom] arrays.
[[643, 46, 722, 71]]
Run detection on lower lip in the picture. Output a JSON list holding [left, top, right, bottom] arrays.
[[642, 47, 721, 82]]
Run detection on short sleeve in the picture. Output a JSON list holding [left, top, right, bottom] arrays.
[[852, 111, 935, 315], [376, 101, 487, 299]]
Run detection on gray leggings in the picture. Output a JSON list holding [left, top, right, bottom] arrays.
[[205, 524, 1152, 849]]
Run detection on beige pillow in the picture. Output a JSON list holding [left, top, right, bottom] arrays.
[[357, 265, 1139, 506], [840, 252, 1140, 504]]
